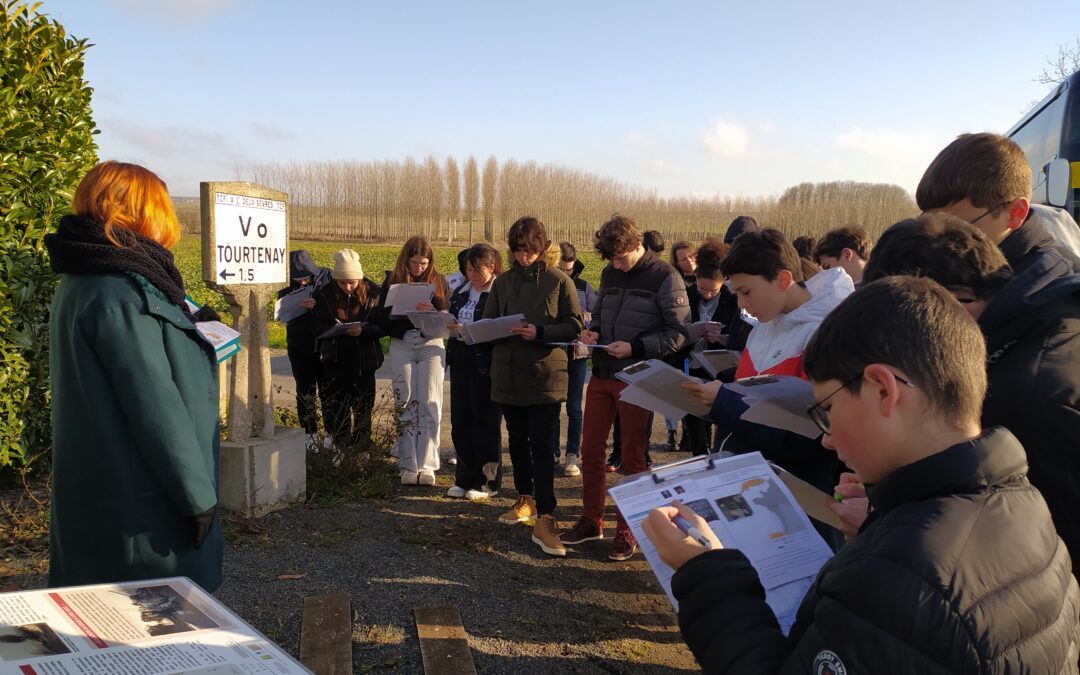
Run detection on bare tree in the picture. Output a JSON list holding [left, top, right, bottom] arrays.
[[1038, 37, 1080, 85], [445, 157, 460, 243], [463, 155, 479, 242], [482, 156, 498, 243]]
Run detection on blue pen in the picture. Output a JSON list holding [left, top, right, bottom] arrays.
[[683, 358, 690, 375], [672, 514, 714, 550]]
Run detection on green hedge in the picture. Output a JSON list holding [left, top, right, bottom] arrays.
[[0, 1, 98, 468]]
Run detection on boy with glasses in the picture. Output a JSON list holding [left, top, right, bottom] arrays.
[[916, 132, 1080, 273], [644, 277, 1079, 673], [852, 212, 1080, 577]]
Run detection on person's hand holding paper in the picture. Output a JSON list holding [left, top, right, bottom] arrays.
[[682, 379, 722, 407], [606, 341, 632, 359], [642, 501, 723, 571], [510, 323, 538, 341]]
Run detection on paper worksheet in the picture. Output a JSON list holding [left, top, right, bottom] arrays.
[[688, 320, 724, 342], [726, 375, 821, 438], [608, 452, 834, 635], [691, 349, 742, 378], [384, 283, 435, 313], [317, 322, 366, 339], [406, 311, 456, 339], [459, 313, 527, 345], [273, 286, 315, 323], [615, 359, 712, 419]]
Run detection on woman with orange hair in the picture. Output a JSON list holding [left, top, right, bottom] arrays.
[[44, 161, 223, 591]]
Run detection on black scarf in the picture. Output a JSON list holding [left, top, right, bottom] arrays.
[[45, 215, 194, 320]]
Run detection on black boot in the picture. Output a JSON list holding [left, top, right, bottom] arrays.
[[667, 429, 677, 451]]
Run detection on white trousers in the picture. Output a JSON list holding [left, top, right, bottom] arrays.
[[388, 330, 445, 474]]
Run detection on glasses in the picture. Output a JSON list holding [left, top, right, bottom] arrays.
[[969, 201, 1012, 225], [806, 372, 916, 435]]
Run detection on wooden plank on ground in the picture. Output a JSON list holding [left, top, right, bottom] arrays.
[[414, 606, 477, 675], [299, 593, 352, 674]]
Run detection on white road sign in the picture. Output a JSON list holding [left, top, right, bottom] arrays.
[[212, 192, 287, 284]]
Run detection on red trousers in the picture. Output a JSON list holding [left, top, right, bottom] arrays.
[[580, 376, 652, 532]]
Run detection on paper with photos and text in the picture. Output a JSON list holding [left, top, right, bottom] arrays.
[[608, 452, 834, 635], [0, 576, 310, 674]]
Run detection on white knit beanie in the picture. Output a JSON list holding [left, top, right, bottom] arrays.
[[332, 249, 364, 280]]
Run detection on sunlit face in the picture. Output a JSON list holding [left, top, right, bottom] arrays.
[[813, 375, 901, 484], [726, 272, 787, 322], [933, 198, 1024, 244], [676, 248, 697, 275], [611, 245, 645, 272], [466, 261, 496, 289], [514, 249, 540, 267], [696, 277, 723, 300], [336, 279, 360, 293], [407, 255, 430, 278]]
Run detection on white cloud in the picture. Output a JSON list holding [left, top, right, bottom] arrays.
[[651, 158, 684, 176], [703, 118, 749, 158], [835, 126, 934, 159], [109, 0, 241, 21], [626, 131, 652, 146]]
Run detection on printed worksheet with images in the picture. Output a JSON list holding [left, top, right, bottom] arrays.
[[608, 452, 834, 635], [726, 375, 821, 438], [0, 577, 310, 674]]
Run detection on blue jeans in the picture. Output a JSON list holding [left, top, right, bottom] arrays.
[[563, 358, 588, 457]]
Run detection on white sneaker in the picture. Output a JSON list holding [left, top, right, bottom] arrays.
[[447, 451, 458, 466], [446, 485, 467, 498], [418, 471, 437, 486], [564, 456, 581, 477], [400, 470, 418, 485], [465, 487, 496, 501]]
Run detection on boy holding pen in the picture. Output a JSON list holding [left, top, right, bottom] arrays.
[[644, 277, 1079, 673]]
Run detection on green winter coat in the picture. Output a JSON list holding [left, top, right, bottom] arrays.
[[48, 272, 224, 591], [484, 252, 583, 406]]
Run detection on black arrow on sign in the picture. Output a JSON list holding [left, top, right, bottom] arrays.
[[220, 269, 235, 281]]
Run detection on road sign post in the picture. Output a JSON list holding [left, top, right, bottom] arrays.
[[201, 181, 305, 515], [201, 181, 288, 442]]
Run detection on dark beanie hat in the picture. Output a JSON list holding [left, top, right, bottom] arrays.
[[724, 215, 759, 244]]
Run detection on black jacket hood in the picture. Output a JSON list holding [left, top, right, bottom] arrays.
[[289, 250, 319, 280], [979, 246, 1080, 335]]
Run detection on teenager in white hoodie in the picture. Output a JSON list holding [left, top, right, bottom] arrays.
[[686, 229, 854, 498]]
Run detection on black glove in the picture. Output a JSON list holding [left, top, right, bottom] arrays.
[[193, 305, 222, 323], [192, 505, 217, 549]]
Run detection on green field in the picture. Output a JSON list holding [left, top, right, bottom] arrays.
[[173, 236, 607, 348]]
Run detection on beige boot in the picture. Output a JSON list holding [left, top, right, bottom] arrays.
[[498, 495, 537, 524], [531, 514, 566, 557]]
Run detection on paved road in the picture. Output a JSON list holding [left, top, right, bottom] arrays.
[[270, 349, 671, 451]]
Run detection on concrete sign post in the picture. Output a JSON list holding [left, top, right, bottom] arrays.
[[201, 181, 304, 515]]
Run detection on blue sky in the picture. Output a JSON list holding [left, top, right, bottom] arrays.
[[45, 0, 1080, 199]]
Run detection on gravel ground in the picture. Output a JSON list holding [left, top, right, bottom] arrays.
[[3, 352, 703, 673]]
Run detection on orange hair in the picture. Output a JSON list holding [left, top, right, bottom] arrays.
[[73, 161, 181, 249]]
